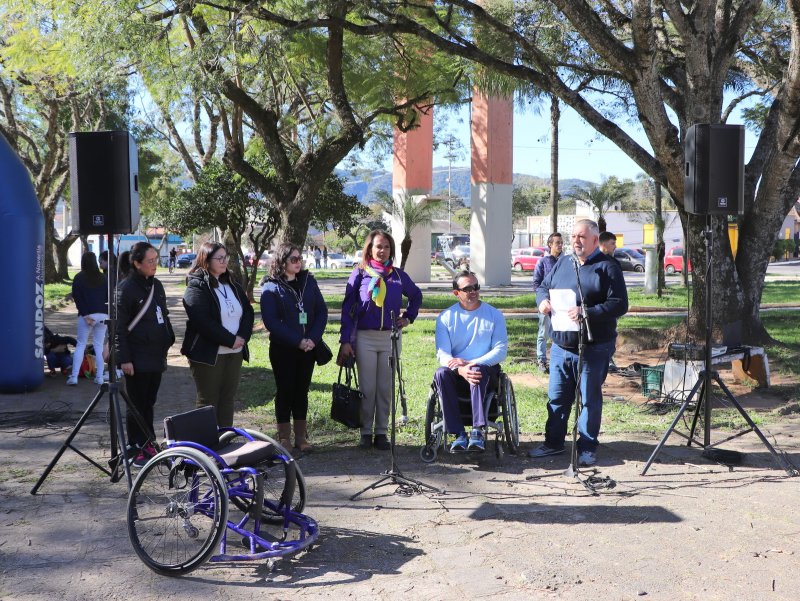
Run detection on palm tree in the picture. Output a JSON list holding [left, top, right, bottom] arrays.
[[568, 176, 634, 232], [373, 190, 440, 269]]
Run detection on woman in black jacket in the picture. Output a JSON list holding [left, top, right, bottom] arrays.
[[181, 242, 254, 428], [261, 243, 328, 453], [116, 242, 175, 467]]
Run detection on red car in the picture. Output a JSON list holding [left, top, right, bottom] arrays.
[[511, 247, 546, 271], [664, 246, 692, 274]]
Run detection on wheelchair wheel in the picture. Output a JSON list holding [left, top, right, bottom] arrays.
[[499, 374, 520, 455], [127, 447, 228, 576], [420, 386, 442, 463], [218, 429, 306, 516]]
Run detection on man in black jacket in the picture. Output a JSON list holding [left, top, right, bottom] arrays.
[[528, 219, 628, 466]]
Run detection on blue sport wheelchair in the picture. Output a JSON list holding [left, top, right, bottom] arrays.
[[420, 367, 520, 462], [126, 406, 318, 575]]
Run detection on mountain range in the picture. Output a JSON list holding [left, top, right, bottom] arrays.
[[339, 166, 592, 205]]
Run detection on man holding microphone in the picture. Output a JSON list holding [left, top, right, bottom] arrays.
[[528, 219, 628, 466]]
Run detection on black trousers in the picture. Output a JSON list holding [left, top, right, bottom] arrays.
[[269, 343, 316, 423], [124, 371, 162, 447]]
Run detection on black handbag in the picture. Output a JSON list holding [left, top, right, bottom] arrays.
[[331, 363, 363, 429], [314, 339, 333, 366]]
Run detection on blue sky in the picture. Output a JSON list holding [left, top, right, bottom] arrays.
[[382, 101, 759, 184]]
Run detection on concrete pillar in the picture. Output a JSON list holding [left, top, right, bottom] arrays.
[[392, 108, 433, 283], [470, 90, 513, 286]]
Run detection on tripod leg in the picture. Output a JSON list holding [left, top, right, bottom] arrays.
[[686, 377, 708, 446], [31, 386, 107, 495], [641, 375, 704, 475], [711, 374, 795, 474]]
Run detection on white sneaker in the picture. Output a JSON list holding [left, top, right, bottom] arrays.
[[94, 376, 105, 385], [578, 451, 597, 467], [66, 376, 78, 386]]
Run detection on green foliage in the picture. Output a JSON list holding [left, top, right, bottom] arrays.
[[308, 174, 369, 238], [512, 183, 550, 227], [771, 238, 796, 260]]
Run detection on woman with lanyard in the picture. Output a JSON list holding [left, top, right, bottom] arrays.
[[337, 229, 422, 450], [261, 243, 328, 454], [182, 242, 254, 428], [116, 242, 175, 467]]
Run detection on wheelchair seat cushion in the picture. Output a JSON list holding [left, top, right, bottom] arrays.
[[217, 440, 277, 468]]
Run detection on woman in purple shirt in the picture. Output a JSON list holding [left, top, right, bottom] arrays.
[[338, 230, 422, 450]]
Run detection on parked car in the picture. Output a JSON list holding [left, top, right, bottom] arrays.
[[664, 246, 692, 274], [257, 252, 272, 268], [326, 253, 349, 269], [512, 247, 546, 271], [613, 248, 646, 272], [451, 245, 470, 267], [347, 250, 363, 267], [176, 253, 196, 268]]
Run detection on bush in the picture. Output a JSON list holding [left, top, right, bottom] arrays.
[[771, 238, 795, 261]]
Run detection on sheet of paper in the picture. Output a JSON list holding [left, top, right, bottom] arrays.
[[550, 288, 579, 332]]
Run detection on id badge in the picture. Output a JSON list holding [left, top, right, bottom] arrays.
[[298, 311, 308, 325], [156, 305, 165, 324]]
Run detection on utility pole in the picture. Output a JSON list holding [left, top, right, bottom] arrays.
[[444, 136, 459, 234]]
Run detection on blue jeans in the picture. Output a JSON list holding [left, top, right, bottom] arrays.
[[536, 314, 552, 361], [434, 364, 500, 433], [545, 340, 615, 453]]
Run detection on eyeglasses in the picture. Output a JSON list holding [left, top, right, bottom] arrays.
[[458, 284, 480, 293], [211, 255, 229, 263], [287, 256, 302, 264]]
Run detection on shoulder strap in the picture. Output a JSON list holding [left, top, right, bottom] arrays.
[[127, 284, 155, 332]]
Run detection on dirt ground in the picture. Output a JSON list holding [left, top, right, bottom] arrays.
[[2, 274, 799, 601]]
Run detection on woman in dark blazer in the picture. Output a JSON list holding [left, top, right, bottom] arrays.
[[116, 242, 175, 467], [260, 243, 328, 453], [181, 242, 254, 428]]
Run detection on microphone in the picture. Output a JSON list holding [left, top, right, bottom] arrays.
[[571, 253, 593, 342]]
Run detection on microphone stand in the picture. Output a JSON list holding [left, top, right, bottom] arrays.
[[351, 311, 441, 500], [563, 255, 604, 495]]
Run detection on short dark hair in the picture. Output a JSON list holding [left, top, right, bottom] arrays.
[[599, 231, 617, 243], [452, 270, 476, 289], [547, 232, 562, 246]]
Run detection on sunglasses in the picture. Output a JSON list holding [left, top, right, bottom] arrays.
[[287, 256, 302, 264], [458, 284, 480, 293]]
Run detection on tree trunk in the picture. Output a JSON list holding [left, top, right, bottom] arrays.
[[400, 236, 412, 270], [597, 215, 607, 233], [276, 197, 316, 248], [43, 207, 76, 283], [655, 183, 665, 296], [549, 95, 559, 235]]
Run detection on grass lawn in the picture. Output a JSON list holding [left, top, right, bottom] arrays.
[[237, 312, 800, 447]]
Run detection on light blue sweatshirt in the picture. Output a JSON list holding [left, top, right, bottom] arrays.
[[435, 301, 508, 367]]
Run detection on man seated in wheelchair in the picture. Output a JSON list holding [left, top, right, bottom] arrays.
[[434, 270, 508, 452]]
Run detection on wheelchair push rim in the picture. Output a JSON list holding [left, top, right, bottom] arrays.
[[127, 447, 228, 576]]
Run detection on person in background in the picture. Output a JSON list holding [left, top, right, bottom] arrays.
[[338, 229, 422, 450], [68, 251, 108, 386], [599, 231, 617, 256], [532, 233, 563, 374], [261, 243, 328, 454], [598, 231, 620, 371], [322, 245, 328, 269], [182, 242, 254, 428], [168, 247, 177, 273], [529, 219, 628, 467], [44, 327, 77, 376], [313, 246, 322, 269], [98, 250, 116, 275], [116, 242, 175, 467], [434, 271, 507, 452]]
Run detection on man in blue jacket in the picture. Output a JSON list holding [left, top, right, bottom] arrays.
[[532, 232, 564, 373], [528, 219, 628, 466]]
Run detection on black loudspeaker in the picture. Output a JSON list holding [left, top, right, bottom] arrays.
[[684, 124, 744, 215], [69, 131, 139, 234]]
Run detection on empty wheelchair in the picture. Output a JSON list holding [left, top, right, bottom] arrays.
[[420, 368, 519, 462], [126, 406, 318, 576]]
